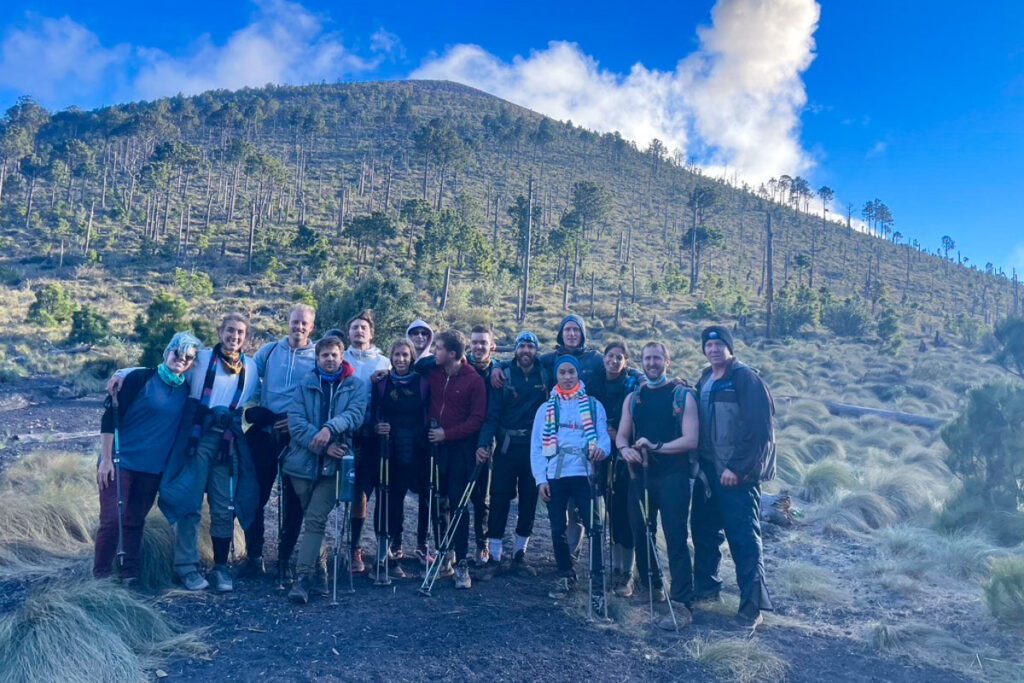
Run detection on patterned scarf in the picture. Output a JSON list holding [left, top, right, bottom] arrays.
[[187, 347, 247, 459], [215, 343, 244, 375], [541, 382, 598, 459]]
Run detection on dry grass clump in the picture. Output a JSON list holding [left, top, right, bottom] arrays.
[[0, 580, 208, 683], [801, 459, 854, 502], [684, 636, 789, 683], [137, 514, 177, 592], [772, 560, 851, 609], [985, 557, 1024, 626], [0, 452, 98, 577], [802, 434, 846, 462], [875, 526, 995, 581]]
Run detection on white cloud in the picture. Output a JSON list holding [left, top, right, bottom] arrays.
[[1010, 243, 1024, 275], [131, 0, 389, 100], [0, 16, 129, 107], [866, 140, 887, 158], [413, 0, 820, 183]]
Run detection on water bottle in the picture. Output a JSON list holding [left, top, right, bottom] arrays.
[[340, 453, 355, 503]]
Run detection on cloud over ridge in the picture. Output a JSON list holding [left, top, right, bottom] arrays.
[[414, 0, 821, 182]]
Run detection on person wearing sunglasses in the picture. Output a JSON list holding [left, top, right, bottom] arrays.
[[94, 331, 202, 585]]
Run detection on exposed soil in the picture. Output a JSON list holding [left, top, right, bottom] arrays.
[[0, 381, 983, 682]]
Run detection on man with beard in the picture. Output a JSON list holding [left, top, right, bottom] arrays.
[[617, 342, 699, 629], [467, 325, 497, 566], [474, 331, 548, 579]]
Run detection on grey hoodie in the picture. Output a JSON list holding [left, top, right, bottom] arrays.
[[406, 318, 435, 361], [253, 337, 317, 415], [344, 345, 392, 401]]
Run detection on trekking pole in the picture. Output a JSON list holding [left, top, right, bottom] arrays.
[[606, 452, 616, 591], [417, 461, 483, 597], [585, 455, 608, 621], [424, 420, 441, 576], [331, 451, 356, 604], [228, 448, 238, 566], [374, 429, 392, 587], [276, 446, 287, 590], [109, 396, 126, 573], [640, 449, 678, 631]]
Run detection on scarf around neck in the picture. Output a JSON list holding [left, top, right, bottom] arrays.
[[157, 363, 185, 387], [643, 373, 669, 389], [316, 361, 355, 384], [215, 343, 244, 375], [542, 383, 598, 460]]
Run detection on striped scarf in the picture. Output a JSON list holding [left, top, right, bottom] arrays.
[[541, 382, 598, 459]]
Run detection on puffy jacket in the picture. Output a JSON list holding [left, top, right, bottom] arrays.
[[253, 338, 316, 415], [283, 369, 367, 481], [537, 315, 604, 389], [694, 359, 776, 484]]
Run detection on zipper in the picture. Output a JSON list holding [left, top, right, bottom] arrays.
[[438, 372, 453, 424]]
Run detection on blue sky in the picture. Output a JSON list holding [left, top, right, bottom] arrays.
[[1, 0, 1022, 276]]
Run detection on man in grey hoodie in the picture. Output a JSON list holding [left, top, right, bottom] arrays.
[[242, 304, 317, 578], [406, 318, 435, 365]]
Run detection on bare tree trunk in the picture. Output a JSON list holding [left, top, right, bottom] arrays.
[[24, 177, 36, 229], [247, 201, 257, 273], [520, 177, 533, 322], [562, 280, 569, 310], [614, 285, 622, 328], [631, 263, 637, 304], [765, 211, 775, 338], [83, 200, 95, 254], [590, 271, 596, 318], [439, 264, 451, 310]]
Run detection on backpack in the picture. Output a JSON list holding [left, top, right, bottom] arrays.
[[628, 379, 693, 441]]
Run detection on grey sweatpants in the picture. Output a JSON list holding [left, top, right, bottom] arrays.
[[291, 475, 339, 575]]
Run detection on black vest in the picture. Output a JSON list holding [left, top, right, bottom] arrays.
[[633, 383, 688, 477]]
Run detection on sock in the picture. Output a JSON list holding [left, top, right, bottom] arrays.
[[351, 517, 365, 552], [211, 536, 231, 565], [514, 535, 529, 555], [488, 538, 503, 562]]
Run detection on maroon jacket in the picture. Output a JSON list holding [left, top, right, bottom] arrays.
[[427, 359, 486, 443]]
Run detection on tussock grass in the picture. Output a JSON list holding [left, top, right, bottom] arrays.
[[802, 435, 846, 462], [865, 466, 941, 521], [985, 557, 1024, 626], [824, 491, 898, 534], [875, 526, 995, 581], [684, 636, 789, 683], [0, 453, 97, 576], [0, 580, 208, 683], [772, 560, 850, 609], [774, 448, 807, 485], [137, 514, 176, 592], [801, 459, 854, 502]]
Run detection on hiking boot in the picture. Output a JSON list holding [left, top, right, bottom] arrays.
[[691, 587, 722, 604], [440, 551, 456, 578], [288, 574, 310, 604], [311, 562, 329, 596], [658, 603, 693, 631], [735, 610, 764, 631], [350, 548, 366, 574], [640, 582, 666, 603], [209, 565, 234, 593], [549, 575, 577, 599], [475, 558, 501, 581], [613, 573, 635, 598], [474, 545, 490, 567], [179, 570, 209, 592], [389, 545, 405, 561], [414, 546, 435, 568], [277, 563, 295, 588], [236, 556, 265, 579], [454, 560, 472, 589], [511, 550, 537, 577]]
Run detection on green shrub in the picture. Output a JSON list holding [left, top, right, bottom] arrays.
[[876, 304, 903, 350], [312, 269, 416, 344], [985, 557, 1024, 625], [942, 382, 1024, 513], [694, 300, 716, 319], [134, 293, 191, 367], [27, 283, 75, 327], [821, 296, 872, 337], [172, 268, 214, 300], [773, 286, 819, 337], [66, 305, 111, 345]]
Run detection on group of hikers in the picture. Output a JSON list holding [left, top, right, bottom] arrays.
[[93, 305, 776, 630]]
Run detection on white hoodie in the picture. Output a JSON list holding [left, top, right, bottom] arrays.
[[406, 318, 435, 361], [530, 387, 610, 485]]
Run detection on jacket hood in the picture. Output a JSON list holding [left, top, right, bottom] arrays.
[[556, 314, 587, 351], [346, 345, 382, 361]]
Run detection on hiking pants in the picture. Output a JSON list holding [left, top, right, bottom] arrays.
[[173, 432, 237, 576], [546, 476, 594, 576], [244, 427, 303, 563], [373, 456, 421, 550], [608, 455, 634, 551], [439, 438, 476, 562], [94, 468, 162, 579], [691, 459, 774, 616], [471, 460, 490, 551], [487, 441, 538, 541], [291, 475, 338, 575], [628, 467, 694, 604]]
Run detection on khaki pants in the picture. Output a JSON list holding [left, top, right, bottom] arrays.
[[291, 475, 339, 575]]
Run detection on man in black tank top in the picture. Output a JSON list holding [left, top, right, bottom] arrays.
[[616, 342, 699, 629]]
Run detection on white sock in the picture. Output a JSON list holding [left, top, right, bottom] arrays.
[[489, 538, 503, 562], [514, 535, 530, 554]]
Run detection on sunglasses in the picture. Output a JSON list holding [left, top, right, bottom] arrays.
[[173, 349, 197, 362], [409, 329, 430, 337]]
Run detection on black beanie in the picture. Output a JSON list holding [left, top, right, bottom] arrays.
[[701, 325, 734, 354]]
